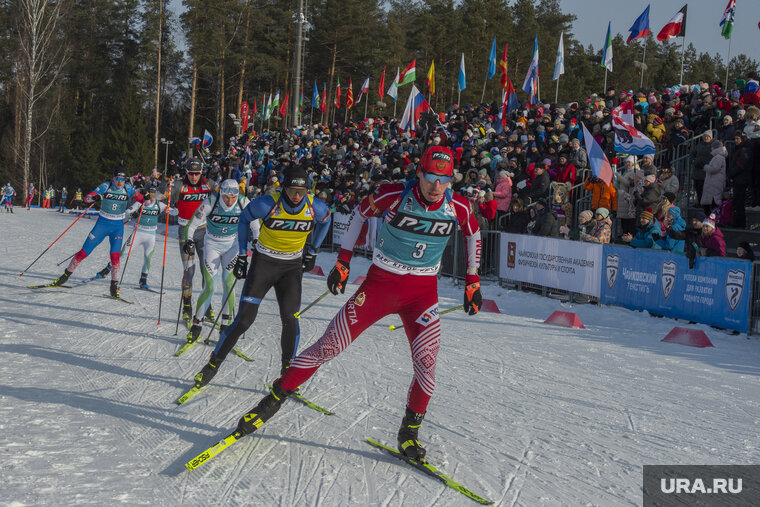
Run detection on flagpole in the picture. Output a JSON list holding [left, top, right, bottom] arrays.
[[639, 38, 647, 89], [554, 77, 559, 104], [480, 76, 487, 104], [725, 35, 733, 89], [364, 95, 368, 119], [679, 36, 686, 85], [457, 90, 461, 108], [603, 68, 608, 95]]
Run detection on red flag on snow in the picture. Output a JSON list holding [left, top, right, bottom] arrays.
[[657, 5, 687, 41]]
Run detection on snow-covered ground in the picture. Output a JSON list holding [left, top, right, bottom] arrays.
[[1, 208, 758, 506]]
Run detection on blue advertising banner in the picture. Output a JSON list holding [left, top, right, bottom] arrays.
[[601, 246, 750, 332]]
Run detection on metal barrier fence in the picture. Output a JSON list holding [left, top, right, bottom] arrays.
[[751, 261, 760, 336]]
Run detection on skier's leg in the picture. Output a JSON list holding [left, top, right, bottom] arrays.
[[272, 261, 303, 372]]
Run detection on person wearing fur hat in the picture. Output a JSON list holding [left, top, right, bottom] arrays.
[[700, 139, 727, 215], [696, 215, 725, 257], [621, 207, 662, 249], [580, 208, 612, 244]]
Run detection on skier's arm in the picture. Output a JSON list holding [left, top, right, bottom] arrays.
[[126, 201, 141, 216], [308, 197, 332, 253], [451, 193, 482, 284], [84, 183, 109, 203], [186, 196, 214, 241], [237, 194, 277, 255]]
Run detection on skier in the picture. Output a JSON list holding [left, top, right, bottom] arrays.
[[232, 146, 482, 461], [50, 166, 143, 297], [24, 183, 36, 209], [58, 187, 68, 213], [1, 182, 15, 212], [184, 179, 254, 344], [191, 165, 330, 391], [71, 188, 84, 210], [42, 186, 54, 209], [171, 158, 213, 324]]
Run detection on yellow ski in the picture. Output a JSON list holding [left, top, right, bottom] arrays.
[[185, 431, 242, 471]]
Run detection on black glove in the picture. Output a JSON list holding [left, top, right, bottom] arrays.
[[131, 211, 139, 219], [183, 239, 195, 256], [327, 260, 350, 295], [91, 194, 102, 202], [652, 233, 662, 242], [302, 250, 317, 273], [463, 282, 483, 315], [233, 255, 248, 279]]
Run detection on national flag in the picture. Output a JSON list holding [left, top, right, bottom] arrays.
[[271, 90, 281, 117], [499, 42, 508, 88], [601, 22, 613, 71], [202, 129, 213, 148], [320, 83, 327, 114], [398, 59, 416, 86], [458, 53, 466, 93], [387, 68, 399, 101], [627, 5, 650, 44], [399, 85, 430, 131], [278, 91, 289, 117], [581, 123, 613, 185], [553, 32, 565, 81], [487, 38, 497, 80], [357, 75, 370, 104], [505, 78, 519, 113], [378, 67, 386, 99], [426, 61, 435, 96], [265, 94, 272, 120], [188, 136, 201, 146], [241, 101, 249, 132], [252, 97, 258, 115], [657, 5, 687, 41], [720, 0, 736, 40], [334, 77, 341, 108], [312, 81, 320, 108], [611, 100, 656, 156], [346, 77, 354, 109], [521, 33, 539, 100]]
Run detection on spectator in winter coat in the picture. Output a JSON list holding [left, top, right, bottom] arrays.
[[560, 209, 593, 240], [615, 159, 639, 235], [718, 115, 736, 142], [478, 190, 498, 223], [700, 140, 727, 215], [639, 154, 658, 176], [492, 170, 513, 222], [656, 206, 686, 253], [568, 138, 589, 172], [621, 208, 662, 249], [580, 208, 612, 244], [736, 241, 755, 261], [584, 176, 618, 214], [532, 199, 559, 237], [658, 166, 679, 196], [691, 131, 714, 202], [551, 154, 577, 187], [634, 174, 662, 219], [504, 198, 530, 233], [646, 116, 666, 143], [697, 216, 726, 257], [528, 163, 551, 203], [728, 133, 752, 228]]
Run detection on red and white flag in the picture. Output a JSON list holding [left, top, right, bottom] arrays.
[[657, 5, 687, 41]]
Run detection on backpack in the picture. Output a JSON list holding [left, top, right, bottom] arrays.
[[713, 198, 734, 227]]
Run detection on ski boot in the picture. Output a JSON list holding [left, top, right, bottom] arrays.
[[397, 407, 427, 461], [204, 305, 216, 323], [138, 272, 149, 290], [236, 380, 293, 436], [194, 354, 221, 388], [186, 318, 202, 344], [218, 314, 231, 336], [182, 296, 193, 326], [53, 270, 72, 286], [96, 265, 111, 279], [110, 281, 119, 298], [280, 359, 292, 377]]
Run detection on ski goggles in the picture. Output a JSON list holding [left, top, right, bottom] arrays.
[[285, 187, 308, 200], [422, 172, 452, 185], [221, 186, 239, 196], [114, 176, 126, 182]]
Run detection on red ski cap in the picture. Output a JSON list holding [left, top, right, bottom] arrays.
[[421, 146, 454, 176]]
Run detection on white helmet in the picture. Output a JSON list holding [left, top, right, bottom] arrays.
[[220, 179, 239, 195]]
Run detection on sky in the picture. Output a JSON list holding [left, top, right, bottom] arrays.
[[559, 0, 759, 60]]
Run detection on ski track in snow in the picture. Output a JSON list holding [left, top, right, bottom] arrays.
[[1, 209, 759, 505]]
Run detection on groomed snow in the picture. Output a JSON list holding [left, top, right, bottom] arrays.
[[1, 208, 758, 506]]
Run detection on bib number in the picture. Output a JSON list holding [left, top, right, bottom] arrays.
[[412, 242, 427, 259]]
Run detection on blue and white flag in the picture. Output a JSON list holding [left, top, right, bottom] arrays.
[[522, 33, 539, 101], [487, 38, 497, 80], [458, 53, 466, 92], [202, 130, 213, 149], [553, 32, 565, 81]]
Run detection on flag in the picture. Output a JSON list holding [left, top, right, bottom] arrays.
[[265, 94, 272, 120], [657, 5, 687, 41], [426, 61, 435, 96], [611, 100, 656, 156], [202, 129, 213, 148], [720, 0, 736, 40], [312, 81, 320, 108], [334, 77, 341, 108], [553, 32, 565, 81], [320, 83, 327, 114], [499, 42, 508, 88], [387, 68, 399, 101], [188, 136, 201, 146], [521, 33, 539, 100], [271, 90, 280, 118], [357, 75, 370, 104], [398, 59, 416, 86], [581, 123, 613, 185], [487, 38, 497, 80], [252, 97, 258, 115], [505, 78, 519, 113], [399, 85, 430, 131], [278, 91, 289, 117], [458, 53, 466, 93], [346, 77, 354, 109], [627, 5, 650, 44], [601, 22, 613, 71], [241, 101, 249, 132], [378, 67, 386, 99]]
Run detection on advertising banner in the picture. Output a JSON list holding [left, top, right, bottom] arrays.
[[498, 233, 603, 297], [601, 246, 750, 332]]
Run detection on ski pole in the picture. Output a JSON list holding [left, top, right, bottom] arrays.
[[203, 278, 238, 344], [157, 202, 171, 325], [117, 206, 144, 289], [56, 251, 77, 267], [294, 289, 330, 319], [174, 292, 184, 336], [19, 201, 96, 276], [388, 304, 464, 331]]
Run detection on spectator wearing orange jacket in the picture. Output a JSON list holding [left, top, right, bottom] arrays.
[[583, 176, 617, 215]]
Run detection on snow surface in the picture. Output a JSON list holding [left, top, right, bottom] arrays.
[[1, 208, 759, 506]]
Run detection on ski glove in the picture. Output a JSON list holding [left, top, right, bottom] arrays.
[[302, 250, 317, 273], [233, 255, 248, 279], [183, 240, 196, 256], [463, 282, 482, 315], [327, 260, 350, 295]]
